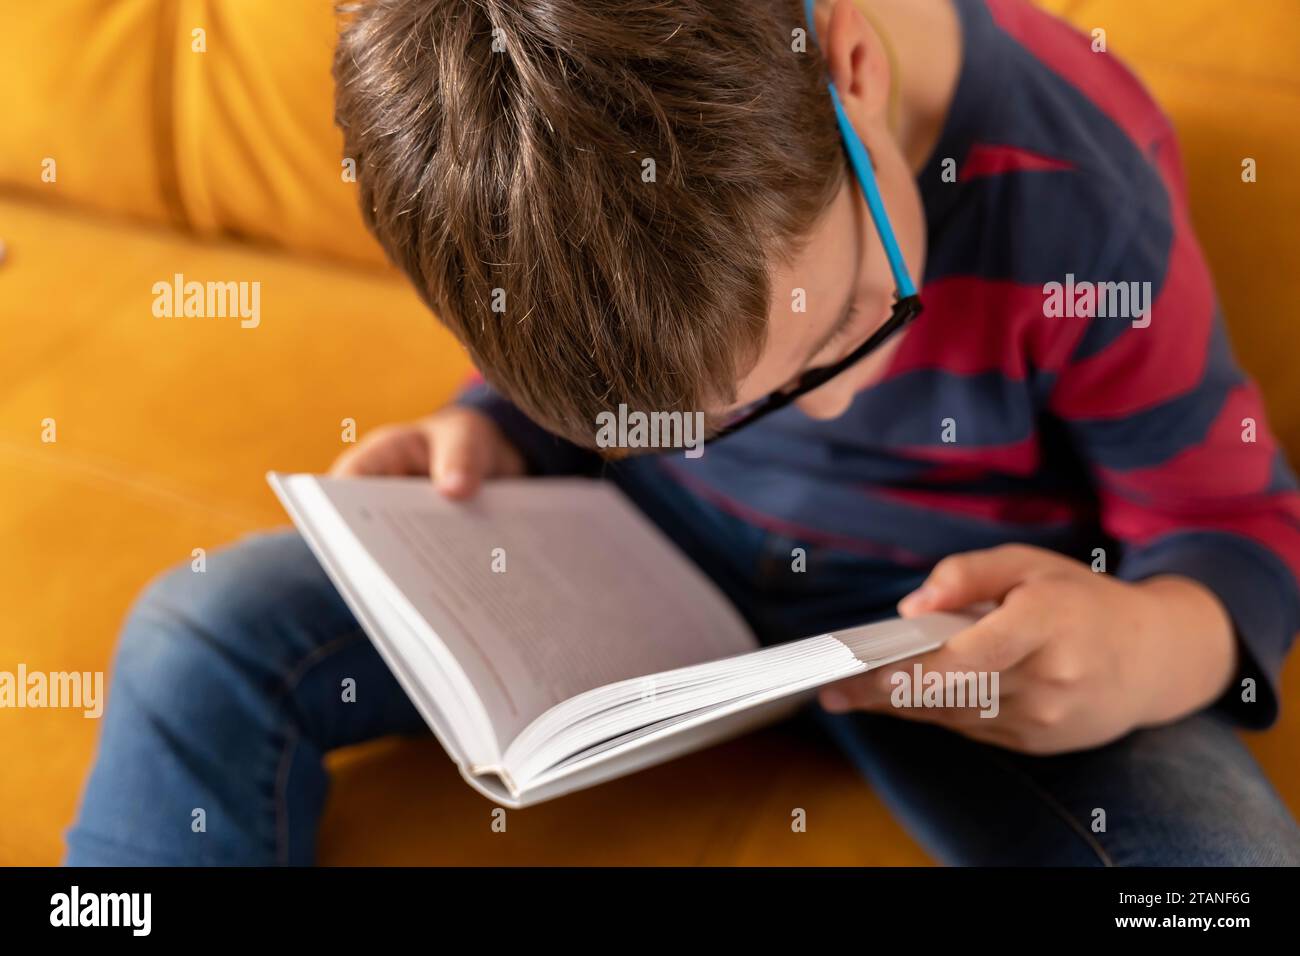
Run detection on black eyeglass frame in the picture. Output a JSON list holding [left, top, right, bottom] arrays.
[[709, 292, 922, 441]]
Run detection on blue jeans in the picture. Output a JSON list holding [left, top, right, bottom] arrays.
[[66, 462, 1300, 865]]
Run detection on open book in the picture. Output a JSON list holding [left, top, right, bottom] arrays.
[[268, 473, 970, 807]]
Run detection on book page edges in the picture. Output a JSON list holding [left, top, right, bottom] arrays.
[[830, 612, 972, 666], [467, 692, 811, 808]]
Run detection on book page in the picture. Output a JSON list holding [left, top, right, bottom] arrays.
[[303, 476, 758, 746]]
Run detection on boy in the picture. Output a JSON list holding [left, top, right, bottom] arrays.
[[68, 0, 1300, 865]]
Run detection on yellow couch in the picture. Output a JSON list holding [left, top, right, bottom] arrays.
[[2, 0, 1297, 865]]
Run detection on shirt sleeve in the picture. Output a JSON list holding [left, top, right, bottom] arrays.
[[454, 372, 602, 478], [1041, 193, 1300, 729]]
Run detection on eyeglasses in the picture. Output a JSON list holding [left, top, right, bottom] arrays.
[[708, 0, 923, 442]]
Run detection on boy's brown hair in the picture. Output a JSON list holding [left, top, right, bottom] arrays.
[[334, 0, 844, 447]]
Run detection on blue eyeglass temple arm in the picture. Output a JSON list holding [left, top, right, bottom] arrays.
[[803, 0, 917, 299]]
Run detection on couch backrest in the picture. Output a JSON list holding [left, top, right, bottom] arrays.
[[0, 0, 386, 269], [3, 0, 1297, 453]]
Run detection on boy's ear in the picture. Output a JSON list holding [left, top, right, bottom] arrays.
[[820, 0, 892, 126]]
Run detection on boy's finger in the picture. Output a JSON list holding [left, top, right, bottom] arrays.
[[331, 427, 427, 477], [329, 444, 368, 476], [429, 420, 490, 498], [817, 673, 894, 713], [329, 437, 397, 477], [898, 544, 1071, 615]]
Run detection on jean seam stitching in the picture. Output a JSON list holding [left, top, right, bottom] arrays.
[[270, 628, 370, 866], [985, 749, 1115, 866]]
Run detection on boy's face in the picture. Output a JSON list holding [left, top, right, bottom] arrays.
[[722, 1, 927, 425]]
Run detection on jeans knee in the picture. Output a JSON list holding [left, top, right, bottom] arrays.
[[111, 530, 351, 723]]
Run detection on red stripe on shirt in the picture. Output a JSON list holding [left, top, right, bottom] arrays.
[[890, 436, 1043, 477], [870, 485, 1084, 526], [1098, 384, 1280, 503], [885, 277, 1087, 382], [1100, 487, 1300, 579], [658, 459, 932, 567], [960, 143, 1075, 180]]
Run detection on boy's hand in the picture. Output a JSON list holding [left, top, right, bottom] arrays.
[[329, 406, 526, 499], [818, 544, 1238, 754]]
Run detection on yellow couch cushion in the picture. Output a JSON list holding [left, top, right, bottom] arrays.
[[0, 0, 386, 269], [0, 1, 172, 225], [0, 194, 462, 863], [166, 0, 386, 268]]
